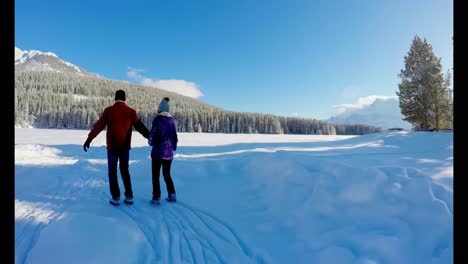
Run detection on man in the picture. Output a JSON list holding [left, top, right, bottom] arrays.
[[83, 90, 149, 205]]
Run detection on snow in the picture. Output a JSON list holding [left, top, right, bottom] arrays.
[[15, 128, 356, 147], [55, 94, 108, 102], [329, 97, 412, 129], [15, 47, 88, 76], [27, 61, 63, 73], [15, 47, 58, 65], [15, 128, 453, 263], [15, 122, 33, 129], [60, 59, 83, 73], [15, 144, 78, 165], [28, 213, 153, 264], [71, 94, 88, 101]]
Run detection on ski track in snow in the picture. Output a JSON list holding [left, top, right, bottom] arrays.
[[116, 196, 261, 264]]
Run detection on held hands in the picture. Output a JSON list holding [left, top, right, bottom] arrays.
[[83, 139, 92, 152]]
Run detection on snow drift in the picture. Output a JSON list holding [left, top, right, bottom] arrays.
[[15, 129, 453, 263]]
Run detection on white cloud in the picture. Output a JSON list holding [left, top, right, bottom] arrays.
[[127, 68, 203, 98], [142, 79, 203, 98], [127, 68, 144, 80], [333, 95, 397, 114]]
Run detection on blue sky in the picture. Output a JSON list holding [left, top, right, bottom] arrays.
[[15, 0, 453, 120]]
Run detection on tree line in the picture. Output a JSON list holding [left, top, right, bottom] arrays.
[[14, 71, 382, 135]]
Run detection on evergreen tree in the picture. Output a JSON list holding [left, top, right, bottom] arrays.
[[397, 35, 453, 130]]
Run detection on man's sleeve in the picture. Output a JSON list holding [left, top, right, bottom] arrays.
[[133, 112, 150, 138], [87, 108, 108, 141]]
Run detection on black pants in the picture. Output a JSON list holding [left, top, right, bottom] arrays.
[[107, 149, 133, 199], [152, 158, 176, 199]]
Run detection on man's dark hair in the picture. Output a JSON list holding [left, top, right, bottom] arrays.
[[115, 90, 126, 101]]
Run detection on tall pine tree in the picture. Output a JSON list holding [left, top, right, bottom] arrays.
[[397, 35, 452, 130]]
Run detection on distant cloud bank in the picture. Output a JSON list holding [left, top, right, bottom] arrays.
[[333, 95, 397, 114], [329, 95, 411, 129]]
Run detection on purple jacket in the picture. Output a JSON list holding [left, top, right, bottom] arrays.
[[148, 112, 178, 159]]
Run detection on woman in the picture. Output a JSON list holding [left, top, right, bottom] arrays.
[[148, 97, 178, 204]]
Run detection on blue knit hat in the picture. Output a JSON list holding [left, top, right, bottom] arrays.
[[158, 97, 170, 113]]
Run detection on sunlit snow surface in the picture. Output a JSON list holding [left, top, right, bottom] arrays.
[[15, 128, 452, 263]]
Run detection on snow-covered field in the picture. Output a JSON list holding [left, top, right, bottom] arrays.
[[15, 128, 453, 264]]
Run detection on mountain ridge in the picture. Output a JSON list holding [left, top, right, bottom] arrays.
[[328, 97, 412, 129], [15, 47, 97, 77]]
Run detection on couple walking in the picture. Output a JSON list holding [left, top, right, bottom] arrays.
[[83, 90, 177, 206]]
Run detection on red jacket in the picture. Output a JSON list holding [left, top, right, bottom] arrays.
[[87, 101, 149, 151]]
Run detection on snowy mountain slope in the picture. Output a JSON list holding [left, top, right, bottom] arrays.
[[329, 97, 412, 129], [15, 47, 97, 76], [15, 129, 452, 263]]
